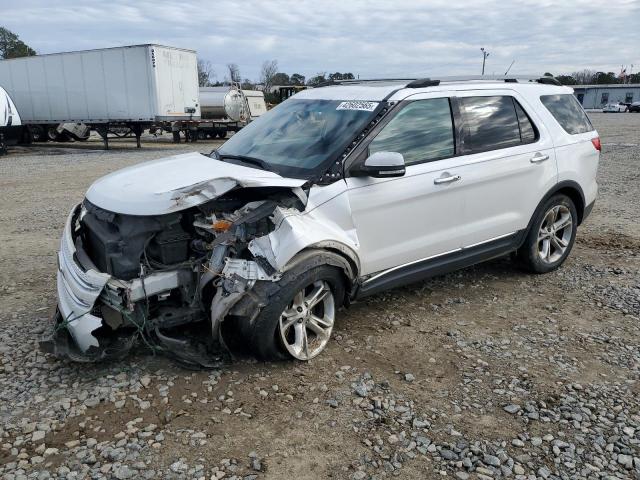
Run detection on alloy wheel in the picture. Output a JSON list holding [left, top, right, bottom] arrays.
[[537, 205, 573, 264], [278, 280, 335, 360]]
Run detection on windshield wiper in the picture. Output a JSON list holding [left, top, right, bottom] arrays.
[[218, 154, 273, 172]]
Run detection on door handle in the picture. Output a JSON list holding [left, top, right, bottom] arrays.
[[530, 153, 549, 163], [434, 174, 461, 185]]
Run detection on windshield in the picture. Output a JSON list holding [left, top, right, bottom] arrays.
[[217, 99, 380, 178]]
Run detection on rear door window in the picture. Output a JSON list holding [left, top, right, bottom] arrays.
[[540, 94, 594, 134], [458, 96, 526, 154]]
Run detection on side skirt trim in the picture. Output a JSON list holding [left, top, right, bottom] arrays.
[[357, 230, 524, 298]]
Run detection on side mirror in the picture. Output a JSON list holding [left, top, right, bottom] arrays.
[[352, 151, 406, 178]]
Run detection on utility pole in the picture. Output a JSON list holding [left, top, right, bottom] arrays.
[[481, 48, 490, 76]]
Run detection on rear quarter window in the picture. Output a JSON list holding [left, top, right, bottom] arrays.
[[540, 94, 594, 135]]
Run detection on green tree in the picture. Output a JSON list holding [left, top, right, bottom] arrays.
[[556, 75, 576, 86], [0, 27, 36, 59], [594, 71, 618, 84], [328, 72, 355, 81], [271, 72, 290, 85], [290, 73, 305, 85], [307, 73, 327, 86]]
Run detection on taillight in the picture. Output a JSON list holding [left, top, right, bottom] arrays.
[[591, 137, 601, 152]]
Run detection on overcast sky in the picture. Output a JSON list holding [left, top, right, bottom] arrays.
[[3, 0, 639, 82]]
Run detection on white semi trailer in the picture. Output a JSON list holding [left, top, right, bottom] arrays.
[[0, 44, 200, 148]]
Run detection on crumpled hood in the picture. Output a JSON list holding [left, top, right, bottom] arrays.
[[85, 152, 306, 215]]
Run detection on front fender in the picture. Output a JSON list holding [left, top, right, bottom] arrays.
[[248, 206, 361, 278]]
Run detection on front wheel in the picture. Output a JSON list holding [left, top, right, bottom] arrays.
[[243, 265, 345, 361], [517, 194, 578, 273]]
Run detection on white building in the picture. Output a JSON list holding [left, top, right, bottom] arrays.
[[572, 84, 640, 109]]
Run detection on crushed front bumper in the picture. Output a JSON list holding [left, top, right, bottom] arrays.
[[41, 204, 210, 363], [52, 205, 111, 352]]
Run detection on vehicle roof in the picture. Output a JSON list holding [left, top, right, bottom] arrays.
[[294, 78, 573, 102]]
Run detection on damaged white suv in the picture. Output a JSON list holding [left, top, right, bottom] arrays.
[[42, 76, 600, 366]]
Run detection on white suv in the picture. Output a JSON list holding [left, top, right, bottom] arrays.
[[42, 76, 600, 366]]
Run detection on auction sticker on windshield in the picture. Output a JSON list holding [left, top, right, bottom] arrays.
[[336, 101, 379, 111]]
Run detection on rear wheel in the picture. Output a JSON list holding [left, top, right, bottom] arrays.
[[29, 125, 46, 142], [517, 194, 577, 273], [243, 265, 345, 361], [47, 127, 59, 142]]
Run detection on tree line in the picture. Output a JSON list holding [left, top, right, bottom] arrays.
[[547, 70, 640, 85], [198, 58, 356, 102]]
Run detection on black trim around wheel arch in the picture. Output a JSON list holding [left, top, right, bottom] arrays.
[[355, 230, 525, 298], [526, 181, 586, 230]]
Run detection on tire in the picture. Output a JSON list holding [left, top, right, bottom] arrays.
[[517, 194, 578, 274], [29, 125, 46, 142], [197, 130, 207, 140], [47, 127, 59, 142], [244, 265, 345, 361], [217, 130, 227, 139]]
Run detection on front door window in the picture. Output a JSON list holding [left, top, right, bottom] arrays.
[[369, 98, 455, 165]]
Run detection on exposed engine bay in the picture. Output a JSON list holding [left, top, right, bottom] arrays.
[[40, 186, 323, 368]]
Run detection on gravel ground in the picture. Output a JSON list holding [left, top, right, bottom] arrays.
[[0, 114, 639, 480]]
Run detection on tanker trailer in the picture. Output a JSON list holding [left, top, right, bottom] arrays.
[[189, 87, 266, 140]]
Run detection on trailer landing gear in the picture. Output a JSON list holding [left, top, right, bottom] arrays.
[[96, 126, 109, 150], [131, 124, 143, 149]]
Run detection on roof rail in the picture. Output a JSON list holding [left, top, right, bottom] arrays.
[[412, 75, 563, 86], [315, 78, 416, 87], [317, 75, 562, 88]]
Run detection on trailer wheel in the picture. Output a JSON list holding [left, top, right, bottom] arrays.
[[47, 127, 59, 142], [197, 130, 207, 140], [29, 126, 46, 142], [217, 130, 227, 139], [172, 131, 181, 143]]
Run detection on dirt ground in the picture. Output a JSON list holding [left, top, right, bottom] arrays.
[[0, 114, 639, 480]]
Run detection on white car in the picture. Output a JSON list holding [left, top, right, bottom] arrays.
[[42, 76, 600, 365], [602, 102, 628, 112]]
